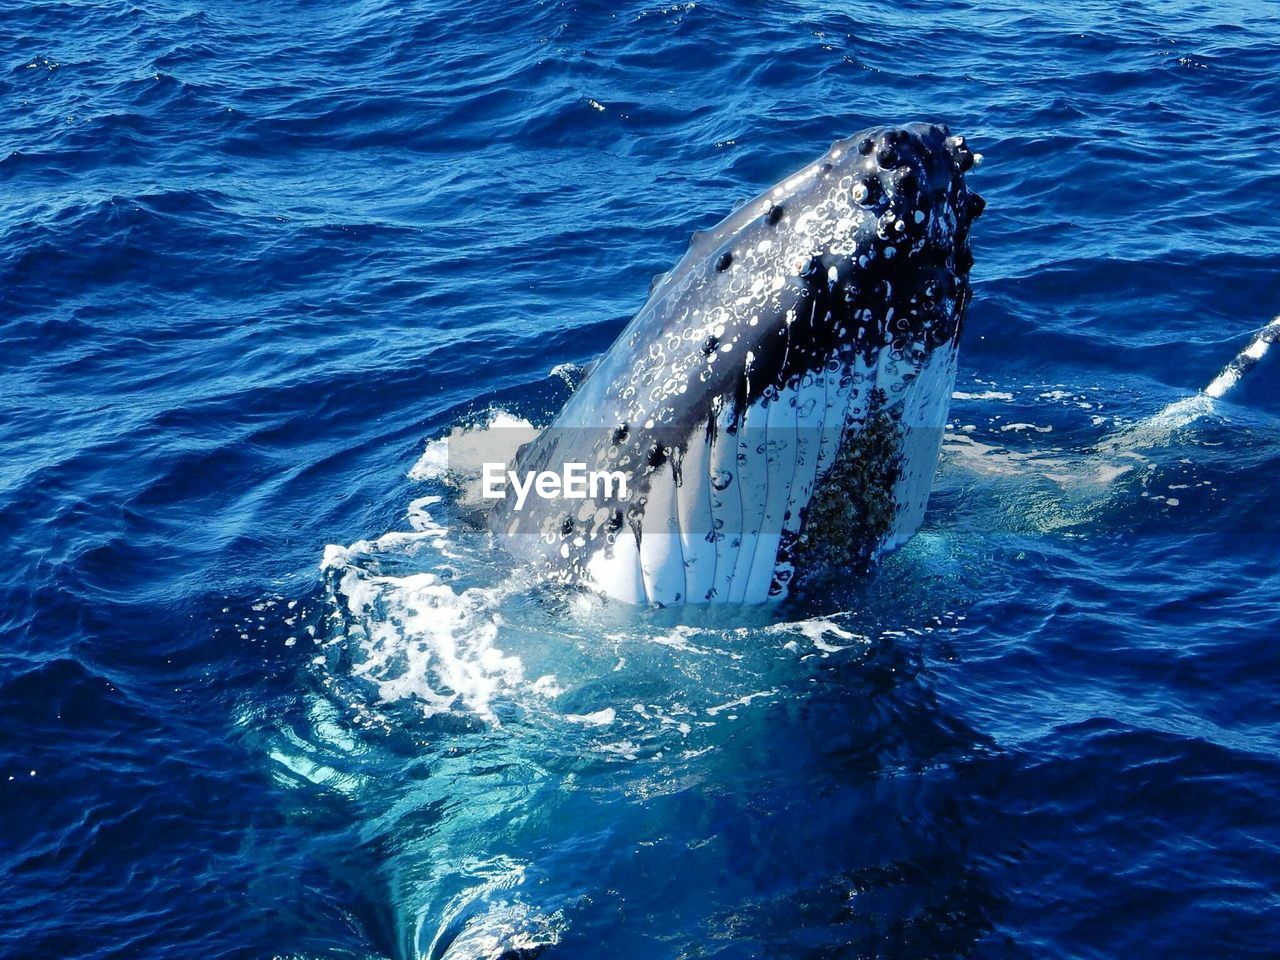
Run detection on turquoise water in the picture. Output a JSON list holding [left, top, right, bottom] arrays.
[[3, 1, 1280, 957]]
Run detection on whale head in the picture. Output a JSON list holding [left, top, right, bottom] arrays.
[[486, 123, 983, 605], [646, 121, 981, 402]]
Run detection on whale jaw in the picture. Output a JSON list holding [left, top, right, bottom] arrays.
[[488, 123, 982, 605], [580, 333, 962, 605]]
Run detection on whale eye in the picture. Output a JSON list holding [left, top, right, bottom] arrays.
[[716, 252, 733, 272]]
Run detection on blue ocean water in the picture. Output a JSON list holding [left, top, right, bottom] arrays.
[[4, 1, 1280, 957]]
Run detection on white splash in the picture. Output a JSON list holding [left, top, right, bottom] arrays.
[[324, 561, 523, 723], [319, 490, 530, 724], [767, 616, 868, 654], [409, 408, 537, 497]]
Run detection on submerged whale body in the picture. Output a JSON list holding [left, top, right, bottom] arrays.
[[487, 123, 983, 604]]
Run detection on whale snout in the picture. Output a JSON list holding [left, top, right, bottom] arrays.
[[763, 122, 983, 367], [830, 122, 984, 245]]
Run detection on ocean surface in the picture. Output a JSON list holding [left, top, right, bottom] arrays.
[[4, 1, 1280, 958]]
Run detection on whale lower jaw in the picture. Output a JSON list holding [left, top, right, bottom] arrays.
[[582, 340, 959, 605]]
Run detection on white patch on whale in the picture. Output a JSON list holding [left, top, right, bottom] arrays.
[[577, 336, 961, 605]]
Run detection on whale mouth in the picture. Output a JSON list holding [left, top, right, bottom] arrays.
[[484, 123, 983, 605]]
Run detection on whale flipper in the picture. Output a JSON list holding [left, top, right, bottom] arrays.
[[1103, 314, 1280, 454], [1204, 315, 1280, 401]]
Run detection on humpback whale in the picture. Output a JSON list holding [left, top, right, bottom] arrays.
[[485, 122, 984, 604]]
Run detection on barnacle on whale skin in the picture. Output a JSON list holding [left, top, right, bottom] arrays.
[[788, 411, 905, 590]]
